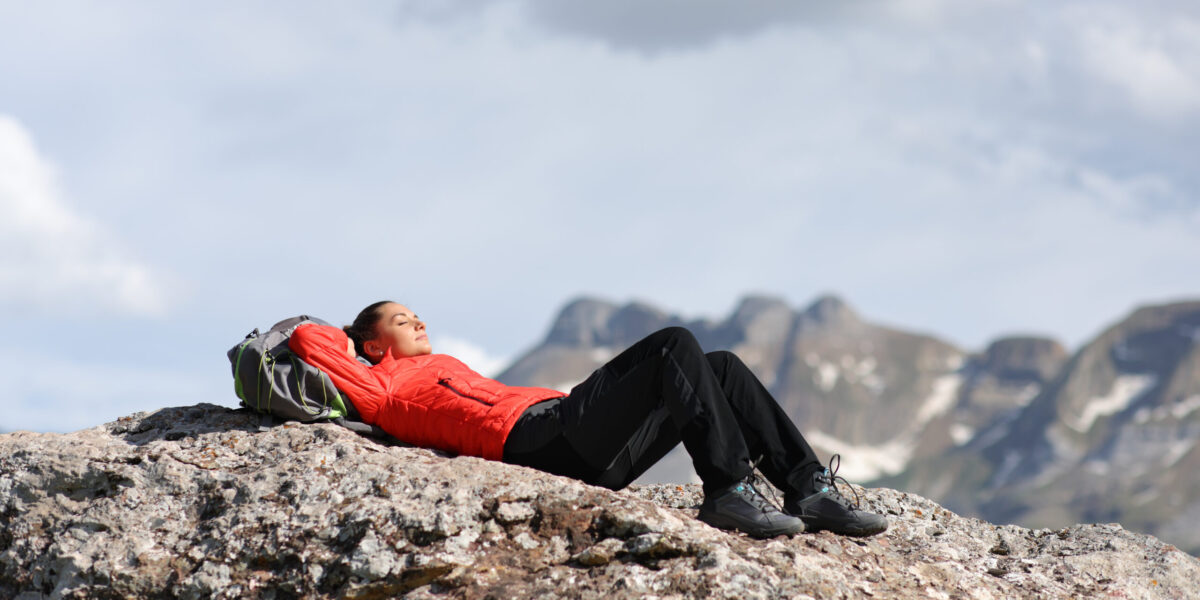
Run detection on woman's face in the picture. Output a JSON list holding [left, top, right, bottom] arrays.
[[366, 302, 432, 360]]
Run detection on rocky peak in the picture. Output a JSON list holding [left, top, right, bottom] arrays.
[[544, 297, 619, 346], [978, 336, 1068, 384], [1023, 300, 1200, 444], [607, 301, 676, 347], [728, 295, 791, 325], [1108, 301, 1200, 374], [718, 295, 794, 347], [2, 404, 1197, 599], [949, 300, 1200, 554], [797, 294, 862, 332], [542, 298, 678, 348]]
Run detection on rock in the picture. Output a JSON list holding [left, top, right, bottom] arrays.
[[2, 403, 1198, 599]]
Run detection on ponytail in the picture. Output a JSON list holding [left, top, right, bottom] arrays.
[[344, 300, 393, 360]]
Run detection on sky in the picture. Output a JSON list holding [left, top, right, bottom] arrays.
[[2, 0, 1198, 432]]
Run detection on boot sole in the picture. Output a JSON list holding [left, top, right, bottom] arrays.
[[698, 510, 806, 538], [801, 518, 888, 537]]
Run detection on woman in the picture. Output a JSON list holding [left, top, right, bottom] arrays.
[[288, 301, 887, 538]]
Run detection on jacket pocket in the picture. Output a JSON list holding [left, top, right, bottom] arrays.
[[438, 378, 494, 406]]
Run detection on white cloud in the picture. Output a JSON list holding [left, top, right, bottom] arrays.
[[0, 115, 170, 316], [433, 334, 512, 378], [0, 348, 226, 433], [1072, 10, 1200, 119], [415, 0, 1005, 53]]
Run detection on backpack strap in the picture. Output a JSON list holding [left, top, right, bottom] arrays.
[[332, 417, 400, 441]]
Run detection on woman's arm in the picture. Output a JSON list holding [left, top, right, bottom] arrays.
[[288, 323, 388, 421]]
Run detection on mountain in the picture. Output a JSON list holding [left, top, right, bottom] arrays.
[[888, 300, 1200, 554], [2, 404, 1197, 598], [497, 294, 1200, 554]]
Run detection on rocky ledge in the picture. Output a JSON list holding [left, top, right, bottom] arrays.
[[1, 404, 1197, 599]]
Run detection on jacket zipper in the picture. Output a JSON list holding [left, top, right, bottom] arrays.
[[438, 378, 494, 406]]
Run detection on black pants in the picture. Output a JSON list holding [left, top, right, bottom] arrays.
[[503, 327, 822, 496]]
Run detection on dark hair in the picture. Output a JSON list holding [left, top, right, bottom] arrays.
[[343, 300, 393, 360]]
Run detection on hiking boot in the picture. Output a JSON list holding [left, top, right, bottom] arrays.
[[698, 476, 805, 538], [785, 455, 888, 537]]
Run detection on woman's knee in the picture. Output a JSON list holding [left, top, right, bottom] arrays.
[[651, 326, 701, 350], [705, 350, 741, 372]]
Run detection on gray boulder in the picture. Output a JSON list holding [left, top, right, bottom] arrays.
[[2, 404, 1197, 599]]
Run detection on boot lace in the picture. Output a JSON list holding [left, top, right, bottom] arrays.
[[731, 478, 781, 516], [816, 454, 864, 509], [747, 457, 786, 514]]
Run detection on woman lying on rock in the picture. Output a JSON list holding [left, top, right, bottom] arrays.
[[289, 300, 888, 539]]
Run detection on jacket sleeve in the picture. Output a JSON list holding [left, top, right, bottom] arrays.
[[288, 323, 388, 422]]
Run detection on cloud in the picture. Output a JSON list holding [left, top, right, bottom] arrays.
[[433, 334, 512, 377], [1069, 7, 1200, 120], [399, 0, 982, 53], [0, 115, 170, 317], [374, 0, 1200, 351], [0, 348, 225, 433], [521, 0, 813, 53]]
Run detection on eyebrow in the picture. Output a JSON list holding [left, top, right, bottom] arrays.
[[391, 312, 416, 321]]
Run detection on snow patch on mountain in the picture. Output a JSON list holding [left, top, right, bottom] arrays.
[[1134, 395, 1200, 424], [1174, 395, 1200, 419], [1163, 439, 1196, 468], [803, 429, 914, 482], [804, 373, 962, 479], [950, 423, 975, 446], [915, 374, 963, 426], [814, 362, 839, 392], [1016, 383, 1042, 406], [805, 353, 885, 394], [1065, 374, 1157, 433]]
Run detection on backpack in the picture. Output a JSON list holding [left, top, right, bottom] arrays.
[[228, 315, 390, 438]]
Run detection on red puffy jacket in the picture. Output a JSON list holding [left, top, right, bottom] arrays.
[[288, 323, 565, 460]]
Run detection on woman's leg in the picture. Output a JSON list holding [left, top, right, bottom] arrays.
[[703, 350, 824, 497], [508, 329, 821, 493], [505, 328, 883, 536], [502, 327, 815, 537], [552, 327, 754, 494], [503, 393, 684, 490], [701, 351, 887, 535]]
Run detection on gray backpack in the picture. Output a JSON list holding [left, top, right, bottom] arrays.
[[228, 315, 390, 438]]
